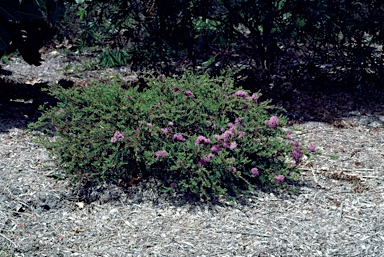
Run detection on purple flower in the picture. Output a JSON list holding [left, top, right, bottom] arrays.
[[159, 74, 165, 77], [275, 175, 285, 183], [203, 153, 215, 162], [294, 141, 300, 148], [229, 141, 237, 150], [137, 147, 141, 153], [292, 150, 303, 163], [155, 150, 168, 158], [237, 131, 246, 139], [235, 117, 242, 123], [114, 132, 124, 140], [287, 134, 292, 140], [170, 182, 177, 188], [268, 116, 279, 128], [242, 104, 249, 109], [308, 144, 316, 152], [222, 130, 233, 139], [246, 93, 258, 103], [206, 120, 211, 124], [147, 123, 153, 127], [158, 100, 163, 106], [173, 133, 186, 142], [185, 90, 195, 98], [230, 166, 237, 173], [168, 121, 174, 126], [195, 136, 211, 146], [212, 124, 217, 129], [161, 127, 170, 133], [223, 140, 231, 148], [111, 131, 124, 143], [211, 145, 221, 153], [251, 168, 259, 177], [233, 91, 248, 98], [56, 109, 64, 115], [228, 123, 237, 131]]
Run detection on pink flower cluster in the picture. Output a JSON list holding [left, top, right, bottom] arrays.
[[275, 175, 285, 183], [233, 91, 258, 103], [292, 141, 303, 164], [213, 118, 245, 150], [111, 131, 124, 143], [200, 153, 215, 167], [195, 135, 211, 146], [155, 150, 168, 159], [173, 133, 186, 142], [308, 144, 316, 152], [185, 90, 195, 98], [251, 168, 259, 177], [264, 116, 279, 128]]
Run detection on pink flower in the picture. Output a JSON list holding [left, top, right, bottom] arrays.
[[147, 123, 153, 127], [203, 153, 215, 162], [158, 100, 163, 106], [170, 182, 177, 188], [168, 121, 174, 126], [292, 150, 303, 163], [233, 91, 248, 98], [111, 131, 124, 143], [246, 93, 258, 103], [287, 134, 292, 140], [223, 140, 231, 148], [195, 136, 211, 146], [211, 145, 221, 153], [155, 150, 168, 158], [229, 141, 237, 150], [268, 116, 279, 128], [185, 90, 195, 97], [275, 175, 285, 183], [251, 168, 259, 177], [161, 128, 170, 133], [230, 166, 237, 172], [308, 144, 316, 152], [222, 130, 233, 139], [228, 123, 237, 131], [235, 117, 242, 123], [173, 133, 186, 142], [237, 131, 246, 139]]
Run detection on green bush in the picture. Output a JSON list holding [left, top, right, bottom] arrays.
[[28, 72, 314, 200]]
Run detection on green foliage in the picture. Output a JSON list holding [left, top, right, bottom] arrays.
[[59, 0, 384, 93], [28, 72, 313, 200], [0, 0, 65, 65], [99, 48, 131, 68]]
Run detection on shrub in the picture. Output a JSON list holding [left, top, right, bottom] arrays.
[[28, 72, 313, 200]]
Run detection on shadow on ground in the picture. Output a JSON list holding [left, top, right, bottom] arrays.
[[0, 78, 58, 132]]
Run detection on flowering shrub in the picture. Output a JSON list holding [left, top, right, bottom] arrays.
[[28, 73, 315, 200]]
